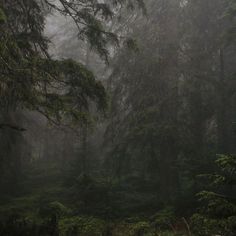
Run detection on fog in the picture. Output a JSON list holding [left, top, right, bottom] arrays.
[[0, 0, 236, 235]]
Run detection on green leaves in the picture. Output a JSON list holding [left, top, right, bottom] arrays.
[[192, 155, 236, 235], [0, 0, 109, 128], [0, 0, 145, 128], [46, 0, 144, 61], [216, 154, 236, 174]]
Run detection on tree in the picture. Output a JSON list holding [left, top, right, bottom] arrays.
[[0, 0, 144, 192], [191, 155, 236, 236], [103, 0, 236, 208], [104, 0, 182, 202]]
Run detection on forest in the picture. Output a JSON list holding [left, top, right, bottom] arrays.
[[0, 0, 236, 235]]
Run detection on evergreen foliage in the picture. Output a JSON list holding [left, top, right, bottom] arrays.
[[191, 155, 236, 236]]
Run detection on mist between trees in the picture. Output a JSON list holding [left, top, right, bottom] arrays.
[[0, 0, 236, 235]]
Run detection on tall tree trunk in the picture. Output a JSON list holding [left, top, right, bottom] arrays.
[[217, 48, 230, 154]]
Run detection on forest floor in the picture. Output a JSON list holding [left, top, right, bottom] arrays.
[[0, 160, 192, 236]]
